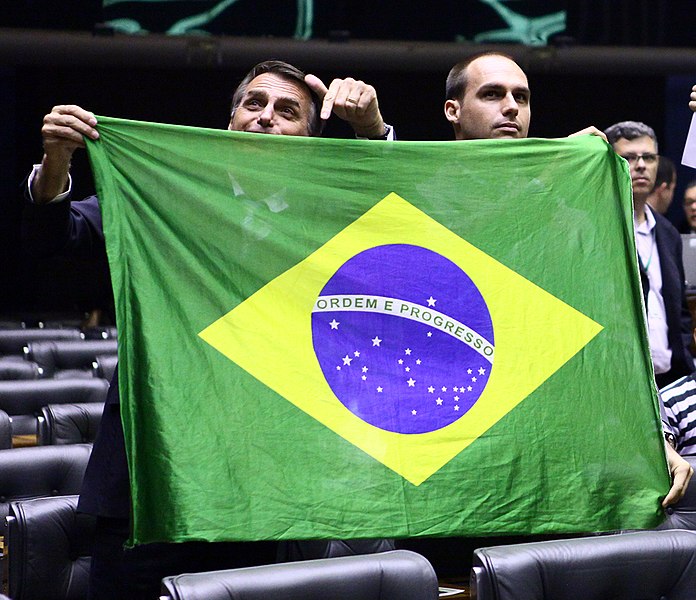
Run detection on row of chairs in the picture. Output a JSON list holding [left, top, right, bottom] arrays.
[[1, 449, 694, 599], [4, 491, 696, 600], [0, 341, 117, 381], [0, 326, 117, 385], [0, 379, 107, 445], [0, 404, 102, 448]]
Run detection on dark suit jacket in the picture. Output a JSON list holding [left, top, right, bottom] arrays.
[[22, 195, 130, 518], [639, 207, 695, 380]]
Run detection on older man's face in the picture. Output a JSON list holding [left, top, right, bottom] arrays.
[[229, 72, 313, 137], [612, 136, 658, 200], [445, 55, 531, 140]]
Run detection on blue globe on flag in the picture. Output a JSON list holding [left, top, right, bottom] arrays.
[[312, 244, 494, 434]]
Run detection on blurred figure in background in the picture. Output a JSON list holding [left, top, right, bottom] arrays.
[[647, 156, 677, 215]]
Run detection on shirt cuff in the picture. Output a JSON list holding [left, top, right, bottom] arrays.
[[27, 164, 72, 204], [356, 123, 395, 141]]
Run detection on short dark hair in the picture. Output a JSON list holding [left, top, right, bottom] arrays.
[[686, 178, 696, 193], [445, 51, 517, 101], [230, 60, 323, 137], [654, 155, 676, 187], [603, 121, 658, 152]]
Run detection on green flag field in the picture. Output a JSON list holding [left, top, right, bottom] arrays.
[[86, 117, 668, 545]]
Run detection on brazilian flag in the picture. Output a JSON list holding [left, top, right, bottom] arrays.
[[87, 116, 668, 545]]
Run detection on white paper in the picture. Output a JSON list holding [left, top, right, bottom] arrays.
[[682, 113, 696, 168]]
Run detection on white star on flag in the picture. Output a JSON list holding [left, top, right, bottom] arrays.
[[372, 336, 382, 347], [329, 319, 340, 329], [342, 355, 352, 366], [427, 296, 437, 307], [407, 378, 416, 387]]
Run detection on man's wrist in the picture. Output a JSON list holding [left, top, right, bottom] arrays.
[[356, 123, 394, 141], [28, 163, 72, 204]]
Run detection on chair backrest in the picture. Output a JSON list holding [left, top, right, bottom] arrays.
[[0, 328, 83, 356], [0, 444, 92, 521], [92, 354, 118, 381], [25, 339, 118, 378], [0, 357, 44, 380], [0, 378, 109, 436], [658, 455, 696, 530], [161, 550, 438, 600], [39, 402, 104, 445], [83, 326, 118, 340], [0, 409, 12, 449], [6, 494, 94, 600], [470, 529, 696, 600], [278, 538, 395, 561]]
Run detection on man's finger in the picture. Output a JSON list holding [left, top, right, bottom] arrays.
[[305, 74, 336, 119], [304, 74, 328, 99], [319, 79, 344, 120], [662, 444, 694, 507]]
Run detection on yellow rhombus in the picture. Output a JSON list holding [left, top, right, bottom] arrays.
[[199, 193, 602, 485]]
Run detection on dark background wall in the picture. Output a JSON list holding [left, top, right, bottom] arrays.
[[1, 11, 695, 315]]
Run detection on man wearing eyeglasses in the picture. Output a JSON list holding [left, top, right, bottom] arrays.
[[683, 180, 696, 233], [604, 121, 694, 388]]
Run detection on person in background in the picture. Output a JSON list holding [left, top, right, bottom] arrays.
[[605, 121, 694, 390], [647, 156, 677, 215], [683, 180, 696, 233]]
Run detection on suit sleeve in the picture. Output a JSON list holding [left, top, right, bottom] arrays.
[[21, 194, 105, 260]]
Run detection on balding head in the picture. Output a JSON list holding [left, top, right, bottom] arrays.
[[444, 53, 530, 140]]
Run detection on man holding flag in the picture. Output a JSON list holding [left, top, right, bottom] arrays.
[[23, 59, 392, 600], [438, 50, 690, 503]]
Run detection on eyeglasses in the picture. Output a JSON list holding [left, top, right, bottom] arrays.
[[619, 152, 658, 165]]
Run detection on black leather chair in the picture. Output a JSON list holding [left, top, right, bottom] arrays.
[[0, 328, 83, 355], [6, 494, 95, 600], [278, 538, 396, 561], [658, 455, 696, 530], [39, 402, 104, 445], [25, 339, 118, 379], [0, 444, 91, 522], [161, 550, 438, 600], [0, 409, 12, 449], [470, 529, 696, 600], [0, 356, 44, 380], [83, 326, 118, 340], [92, 353, 118, 381], [0, 378, 109, 436]]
